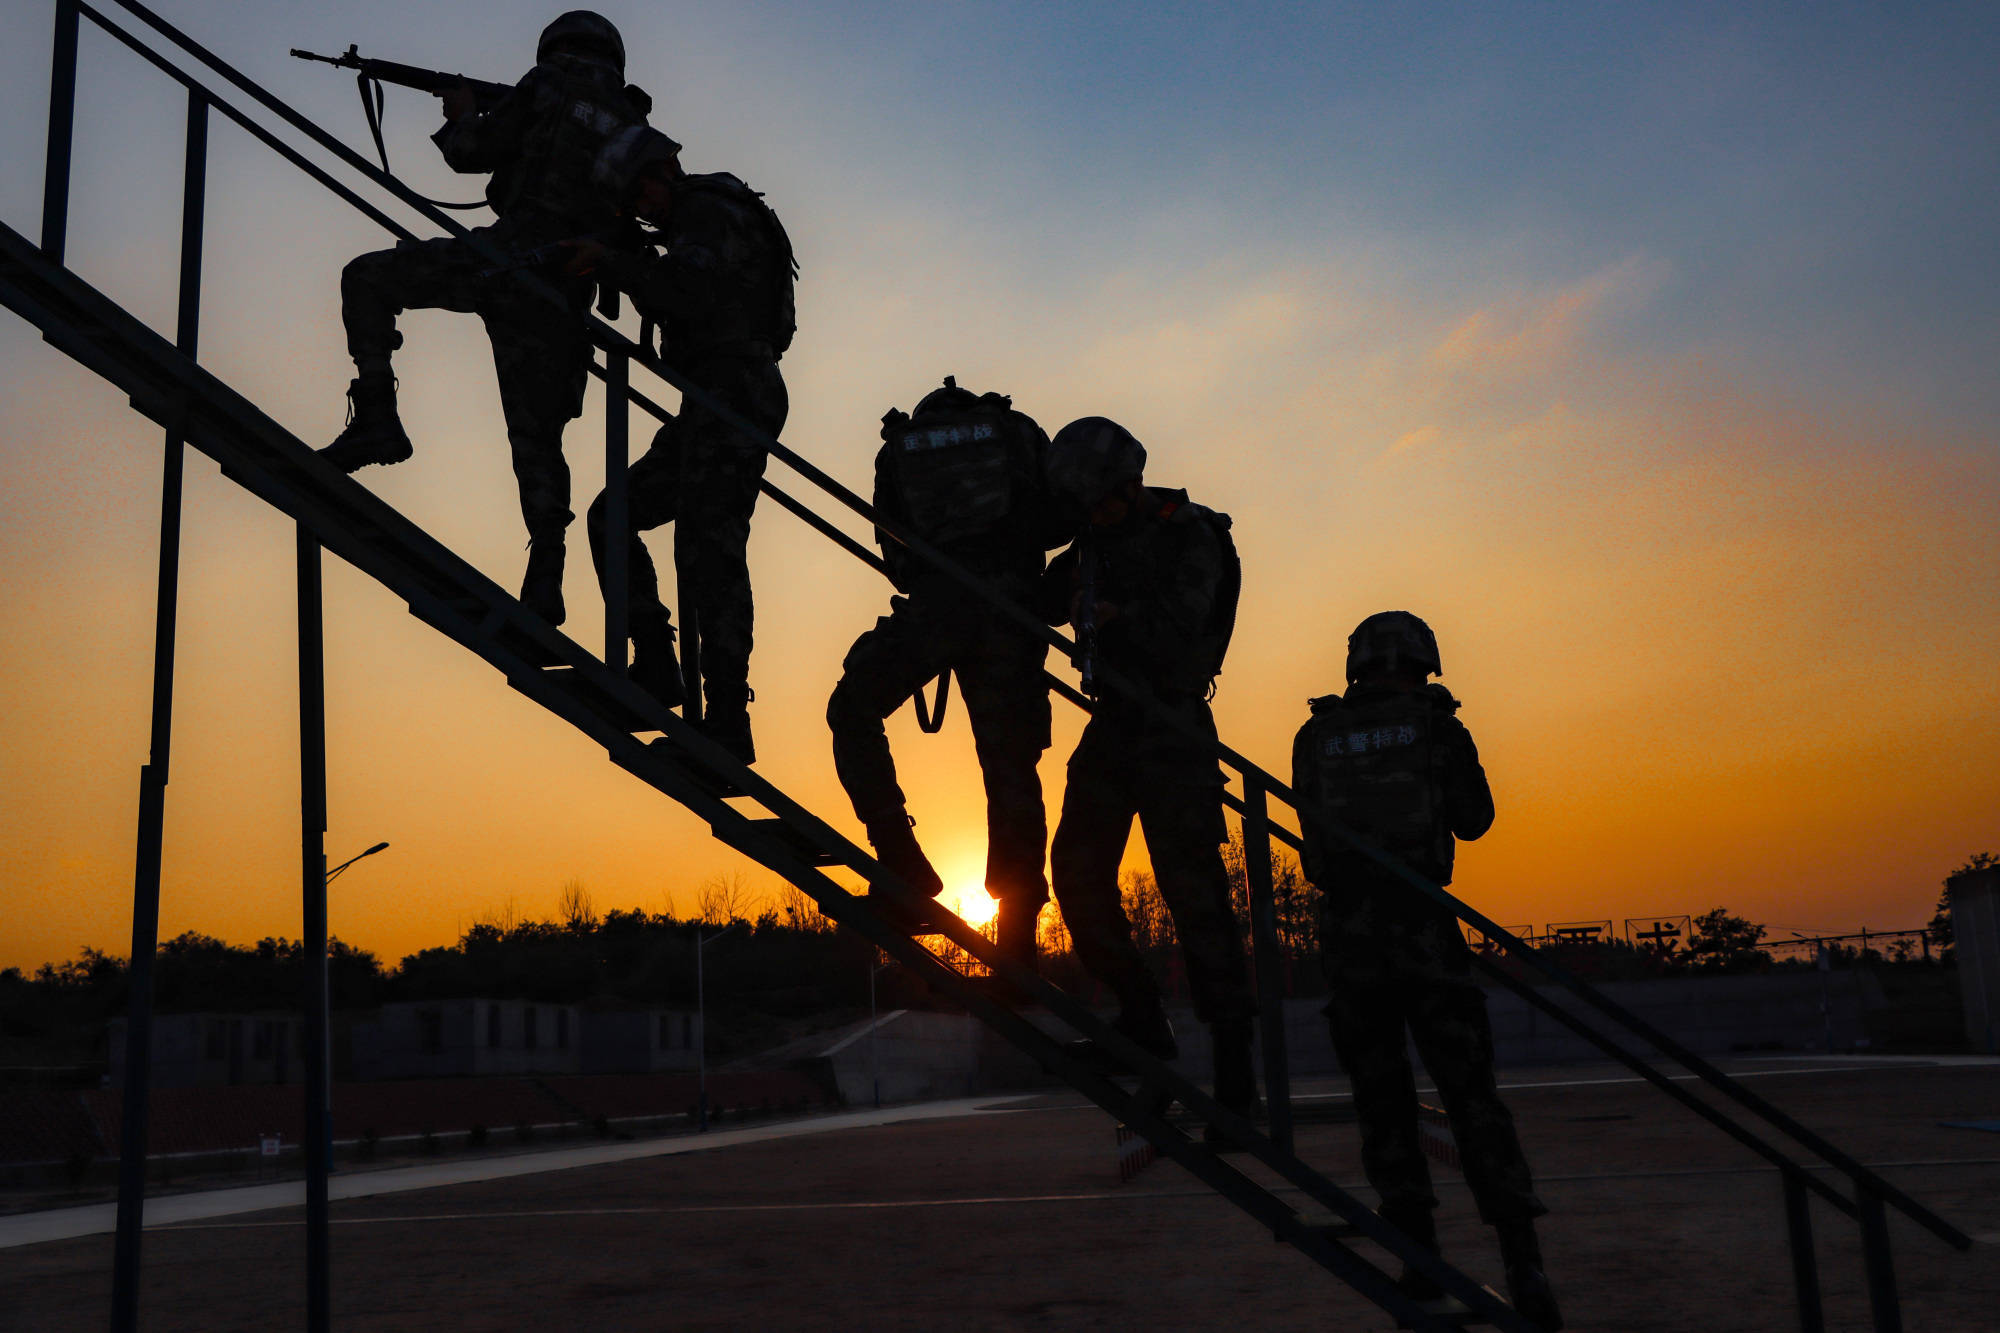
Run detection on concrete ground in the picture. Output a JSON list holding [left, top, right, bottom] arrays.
[[1, 1057, 1996, 1331]]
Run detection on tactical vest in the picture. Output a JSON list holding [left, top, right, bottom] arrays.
[[673, 173, 798, 357], [889, 401, 1023, 546], [1305, 689, 1455, 883], [496, 58, 647, 229]]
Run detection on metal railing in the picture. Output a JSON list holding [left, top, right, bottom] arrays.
[[23, 4, 1972, 1331]]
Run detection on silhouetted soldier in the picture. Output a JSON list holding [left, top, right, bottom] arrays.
[[320, 12, 650, 626], [826, 379, 1063, 962], [1040, 418, 1257, 1126], [576, 128, 796, 764], [1292, 611, 1560, 1329]]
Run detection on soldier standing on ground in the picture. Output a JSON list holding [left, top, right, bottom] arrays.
[[573, 127, 796, 764], [826, 379, 1064, 963], [1292, 611, 1561, 1329], [320, 12, 651, 626], [1040, 418, 1258, 1127]]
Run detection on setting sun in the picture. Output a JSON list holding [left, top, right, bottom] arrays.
[[946, 883, 998, 929]]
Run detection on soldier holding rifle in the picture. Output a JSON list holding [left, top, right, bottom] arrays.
[[309, 12, 652, 627]]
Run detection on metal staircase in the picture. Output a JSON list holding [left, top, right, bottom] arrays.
[[4, 4, 1971, 1331]]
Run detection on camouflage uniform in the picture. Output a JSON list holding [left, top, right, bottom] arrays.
[[827, 394, 1060, 916], [585, 173, 792, 722], [1047, 488, 1253, 1025], [1292, 682, 1545, 1229], [338, 56, 647, 542]]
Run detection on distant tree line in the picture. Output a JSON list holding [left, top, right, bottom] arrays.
[[6, 850, 1983, 1073]]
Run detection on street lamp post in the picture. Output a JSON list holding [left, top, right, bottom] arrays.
[[867, 951, 894, 1109], [695, 921, 740, 1131], [313, 842, 389, 1173], [1791, 932, 1836, 1053]]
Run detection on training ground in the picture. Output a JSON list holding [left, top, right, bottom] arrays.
[[3, 1056, 1996, 1330]]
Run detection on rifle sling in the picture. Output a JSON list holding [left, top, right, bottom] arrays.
[[356, 72, 488, 212]]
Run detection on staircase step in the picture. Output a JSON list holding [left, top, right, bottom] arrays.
[[1284, 1207, 1365, 1240], [743, 818, 843, 867], [641, 736, 748, 800], [529, 664, 659, 733], [1395, 1289, 1508, 1328]]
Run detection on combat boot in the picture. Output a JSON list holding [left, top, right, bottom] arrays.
[[1201, 1016, 1260, 1147], [520, 536, 566, 626], [863, 813, 943, 933], [628, 610, 685, 709], [1382, 1205, 1448, 1317], [992, 897, 1040, 968], [319, 374, 412, 473], [1497, 1219, 1563, 1330], [695, 681, 756, 766]]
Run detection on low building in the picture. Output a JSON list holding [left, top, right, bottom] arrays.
[[350, 999, 581, 1080], [580, 1007, 701, 1074], [107, 1012, 302, 1088], [348, 1001, 701, 1080]]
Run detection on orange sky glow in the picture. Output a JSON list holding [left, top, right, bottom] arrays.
[[1, 3, 1996, 974]]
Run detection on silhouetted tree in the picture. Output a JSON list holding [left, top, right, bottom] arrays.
[[1686, 908, 1770, 973], [1931, 851, 1997, 958]]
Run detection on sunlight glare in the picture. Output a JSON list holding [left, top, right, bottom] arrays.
[[949, 882, 998, 929]]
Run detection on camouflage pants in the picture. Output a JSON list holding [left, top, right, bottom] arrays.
[[587, 355, 786, 712], [1322, 959, 1545, 1226], [1051, 701, 1252, 1023], [826, 588, 1052, 908], [340, 225, 593, 538]]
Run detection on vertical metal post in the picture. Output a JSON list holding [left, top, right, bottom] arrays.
[[869, 953, 880, 1109], [109, 84, 206, 1333], [1781, 1169, 1824, 1333], [1857, 1183, 1901, 1333], [42, 0, 79, 261], [1242, 779, 1293, 1154], [603, 350, 629, 670], [297, 528, 331, 1333], [678, 570, 702, 725], [696, 933, 708, 1131]]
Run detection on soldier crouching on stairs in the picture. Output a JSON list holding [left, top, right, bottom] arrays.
[[825, 378, 1067, 964], [570, 127, 797, 766], [1038, 418, 1259, 1137], [321, 12, 651, 628], [1292, 611, 1562, 1329]]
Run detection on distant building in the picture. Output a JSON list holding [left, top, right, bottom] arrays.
[[348, 1000, 700, 1080], [107, 1012, 302, 1088], [580, 1007, 701, 1075]]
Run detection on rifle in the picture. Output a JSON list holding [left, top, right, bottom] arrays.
[[476, 222, 652, 280], [292, 45, 512, 209], [1076, 540, 1101, 698], [290, 45, 512, 108], [478, 240, 572, 279]]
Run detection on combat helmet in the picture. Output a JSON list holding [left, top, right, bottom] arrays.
[[912, 375, 981, 419], [1346, 611, 1441, 682], [1045, 417, 1146, 517], [592, 125, 684, 202], [539, 10, 625, 70]]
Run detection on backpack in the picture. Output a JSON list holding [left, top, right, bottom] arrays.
[[677, 173, 798, 357], [1158, 497, 1242, 689], [888, 395, 1028, 545]]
